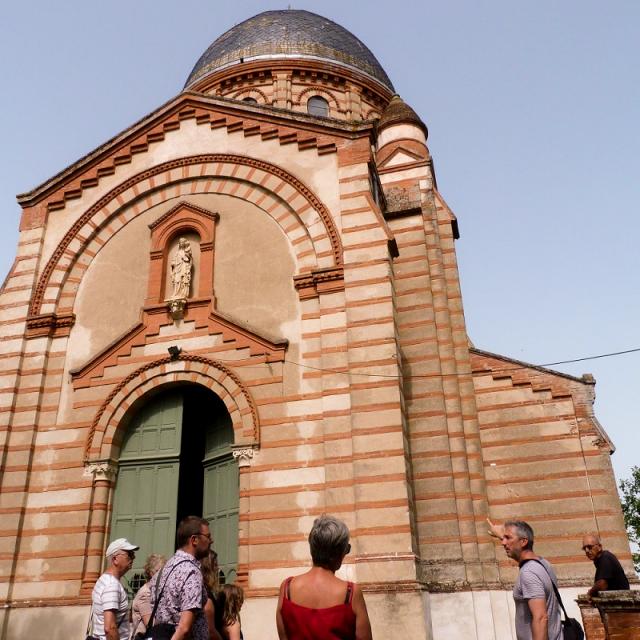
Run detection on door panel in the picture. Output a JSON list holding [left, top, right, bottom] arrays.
[[120, 392, 183, 460], [201, 407, 238, 582], [203, 456, 239, 581], [111, 391, 183, 583], [111, 461, 180, 577]]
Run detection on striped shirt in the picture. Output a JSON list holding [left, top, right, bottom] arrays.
[[91, 573, 129, 640]]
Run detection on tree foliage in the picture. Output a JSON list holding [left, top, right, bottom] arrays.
[[619, 465, 640, 572]]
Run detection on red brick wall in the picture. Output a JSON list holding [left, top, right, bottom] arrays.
[[579, 599, 606, 640]]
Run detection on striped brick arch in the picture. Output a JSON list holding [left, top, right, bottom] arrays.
[[30, 154, 343, 316], [85, 355, 259, 460]]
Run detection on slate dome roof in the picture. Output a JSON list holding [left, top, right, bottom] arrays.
[[184, 10, 394, 91], [378, 95, 428, 136]]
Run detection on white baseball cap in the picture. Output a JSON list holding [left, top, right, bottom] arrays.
[[106, 538, 139, 558]]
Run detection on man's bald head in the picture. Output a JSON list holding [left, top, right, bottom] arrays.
[[582, 533, 603, 560]]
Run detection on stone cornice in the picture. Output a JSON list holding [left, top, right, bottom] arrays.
[[70, 322, 145, 379], [70, 305, 287, 385], [189, 58, 393, 104], [470, 347, 589, 385], [17, 92, 372, 209], [293, 266, 344, 299], [25, 312, 75, 338]]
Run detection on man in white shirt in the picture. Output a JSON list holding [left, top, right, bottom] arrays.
[[91, 537, 139, 640]]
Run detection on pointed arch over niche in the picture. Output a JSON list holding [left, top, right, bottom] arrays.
[[146, 201, 219, 305], [85, 354, 259, 460], [28, 154, 343, 325]]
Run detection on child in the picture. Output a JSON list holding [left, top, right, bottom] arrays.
[[221, 584, 244, 640], [201, 551, 223, 640]]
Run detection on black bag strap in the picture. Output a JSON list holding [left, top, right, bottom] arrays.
[[522, 558, 570, 621], [147, 559, 193, 630]]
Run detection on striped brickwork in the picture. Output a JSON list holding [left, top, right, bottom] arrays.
[[0, 88, 631, 640], [335, 142, 415, 588], [0, 98, 419, 619], [0, 224, 49, 605], [196, 61, 389, 121], [375, 117, 633, 601], [471, 349, 634, 584], [379, 127, 497, 590]]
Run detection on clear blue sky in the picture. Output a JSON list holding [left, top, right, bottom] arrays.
[[1, 2, 638, 485]]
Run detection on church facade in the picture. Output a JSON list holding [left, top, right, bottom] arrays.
[[0, 10, 633, 639]]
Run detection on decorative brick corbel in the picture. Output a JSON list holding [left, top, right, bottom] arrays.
[[25, 312, 76, 338], [293, 266, 344, 300]]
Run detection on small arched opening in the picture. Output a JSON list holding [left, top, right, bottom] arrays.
[[307, 95, 329, 117]]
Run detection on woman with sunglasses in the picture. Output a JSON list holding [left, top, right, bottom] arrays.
[[276, 515, 372, 640]]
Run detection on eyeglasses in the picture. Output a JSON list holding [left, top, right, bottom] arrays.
[[582, 544, 599, 551], [118, 550, 135, 559], [194, 532, 213, 541]]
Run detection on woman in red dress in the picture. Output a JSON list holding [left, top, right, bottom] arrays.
[[276, 515, 372, 640]]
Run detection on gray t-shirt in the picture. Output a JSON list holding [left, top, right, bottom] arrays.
[[513, 558, 562, 640]]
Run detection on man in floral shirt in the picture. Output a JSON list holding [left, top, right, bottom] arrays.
[[150, 516, 212, 640]]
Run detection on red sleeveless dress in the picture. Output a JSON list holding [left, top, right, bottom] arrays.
[[280, 576, 356, 640]]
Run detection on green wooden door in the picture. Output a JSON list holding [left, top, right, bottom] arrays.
[[110, 387, 239, 588], [110, 391, 183, 581], [202, 413, 238, 582]]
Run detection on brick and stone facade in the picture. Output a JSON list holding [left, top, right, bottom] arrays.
[[0, 9, 634, 640]]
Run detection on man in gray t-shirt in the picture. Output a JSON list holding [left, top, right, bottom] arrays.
[[514, 557, 562, 640], [501, 520, 562, 640]]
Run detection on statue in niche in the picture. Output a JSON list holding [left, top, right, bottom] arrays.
[[170, 237, 193, 299], [166, 237, 193, 319]]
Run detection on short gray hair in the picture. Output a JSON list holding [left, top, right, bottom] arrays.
[[505, 520, 535, 550], [309, 515, 350, 568]]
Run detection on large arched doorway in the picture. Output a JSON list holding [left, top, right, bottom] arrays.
[[109, 384, 239, 588]]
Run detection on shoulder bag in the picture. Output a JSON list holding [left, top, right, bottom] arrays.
[[526, 559, 585, 640], [135, 559, 194, 640]]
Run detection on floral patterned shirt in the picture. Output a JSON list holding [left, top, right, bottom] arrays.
[[150, 549, 208, 640]]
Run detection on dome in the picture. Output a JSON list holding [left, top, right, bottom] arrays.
[[185, 10, 394, 91], [377, 95, 428, 136]]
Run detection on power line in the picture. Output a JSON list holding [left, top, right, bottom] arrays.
[[540, 346, 640, 367], [267, 345, 640, 380]]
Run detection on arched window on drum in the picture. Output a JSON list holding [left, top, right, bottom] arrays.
[[307, 95, 329, 117]]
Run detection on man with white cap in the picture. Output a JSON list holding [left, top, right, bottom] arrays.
[[90, 537, 139, 640]]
